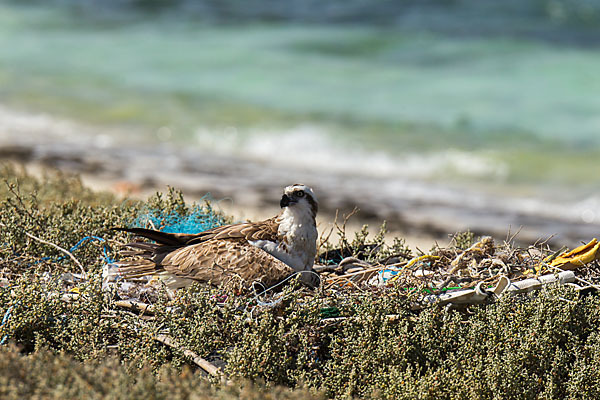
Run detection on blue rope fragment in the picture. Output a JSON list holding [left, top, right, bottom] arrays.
[[69, 236, 115, 264], [0, 236, 114, 345], [32, 235, 114, 266], [0, 306, 13, 345]]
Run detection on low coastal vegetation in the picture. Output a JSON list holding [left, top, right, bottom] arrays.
[[2, 164, 600, 399]]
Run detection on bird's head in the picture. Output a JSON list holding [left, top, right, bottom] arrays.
[[280, 184, 318, 219]]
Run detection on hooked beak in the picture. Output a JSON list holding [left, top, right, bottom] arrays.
[[280, 194, 297, 208]]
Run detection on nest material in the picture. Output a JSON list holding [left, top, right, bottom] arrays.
[[93, 234, 600, 318], [318, 236, 600, 299]]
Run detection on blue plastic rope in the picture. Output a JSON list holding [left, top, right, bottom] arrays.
[[69, 236, 115, 264], [33, 235, 114, 266], [0, 306, 13, 345], [26, 202, 225, 267]]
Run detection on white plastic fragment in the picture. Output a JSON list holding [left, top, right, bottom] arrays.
[[102, 263, 163, 301], [414, 271, 576, 310], [503, 271, 575, 294]]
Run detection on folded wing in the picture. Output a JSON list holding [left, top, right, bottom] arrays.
[[161, 239, 295, 287]]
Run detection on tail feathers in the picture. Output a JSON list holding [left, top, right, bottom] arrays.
[[112, 227, 197, 246], [119, 242, 160, 257], [117, 237, 184, 279], [115, 259, 161, 279], [115, 238, 164, 279]]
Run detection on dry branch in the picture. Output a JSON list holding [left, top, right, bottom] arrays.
[[114, 300, 155, 314], [24, 231, 87, 277], [154, 333, 230, 384]]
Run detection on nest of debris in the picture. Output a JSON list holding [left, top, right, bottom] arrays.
[[314, 210, 600, 308]]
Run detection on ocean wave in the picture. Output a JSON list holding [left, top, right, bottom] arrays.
[[0, 105, 118, 149], [194, 124, 509, 181]]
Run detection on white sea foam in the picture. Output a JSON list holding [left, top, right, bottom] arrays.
[[195, 124, 509, 181], [0, 106, 78, 140], [0, 105, 131, 147], [197, 124, 600, 229]]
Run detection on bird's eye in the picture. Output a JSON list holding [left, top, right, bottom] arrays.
[[296, 190, 305, 197]]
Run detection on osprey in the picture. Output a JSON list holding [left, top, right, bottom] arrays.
[[115, 184, 320, 289]]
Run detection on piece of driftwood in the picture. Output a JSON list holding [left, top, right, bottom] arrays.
[[58, 293, 157, 316], [503, 271, 576, 293], [154, 333, 230, 384], [320, 314, 403, 324], [114, 300, 155, 314]]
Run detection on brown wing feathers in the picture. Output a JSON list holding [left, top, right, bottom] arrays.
[[161, 240, 294, 287], [186, 217, 280, 243]]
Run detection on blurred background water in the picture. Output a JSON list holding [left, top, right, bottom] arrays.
[[1, 0, 600, 245]]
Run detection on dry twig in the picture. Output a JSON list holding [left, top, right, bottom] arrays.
[[154, 333, 230, 384], [114, 300, 155, 314], [24, 231, 87, 277]]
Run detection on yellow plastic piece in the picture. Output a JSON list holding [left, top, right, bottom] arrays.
[[549, 238, 600, 270], [387, 255, 440, 283], [406, 255, 440, 269]]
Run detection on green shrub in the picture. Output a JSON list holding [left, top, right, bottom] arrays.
[[3, 164, 600, 399]]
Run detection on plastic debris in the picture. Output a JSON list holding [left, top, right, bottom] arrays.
[[133, 201, 227, 234], [315, 234, 600, 309], [550, 238, 600, 270], [102, 263, 164, 303], [417, 271, 576, 309]]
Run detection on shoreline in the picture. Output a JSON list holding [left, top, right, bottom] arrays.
[[6, 152, 594, 251], [1, 105, 599, 248], [20, 160, 444, 252]]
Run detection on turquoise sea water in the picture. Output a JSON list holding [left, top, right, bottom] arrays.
[[1, 2, 599, 197]]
